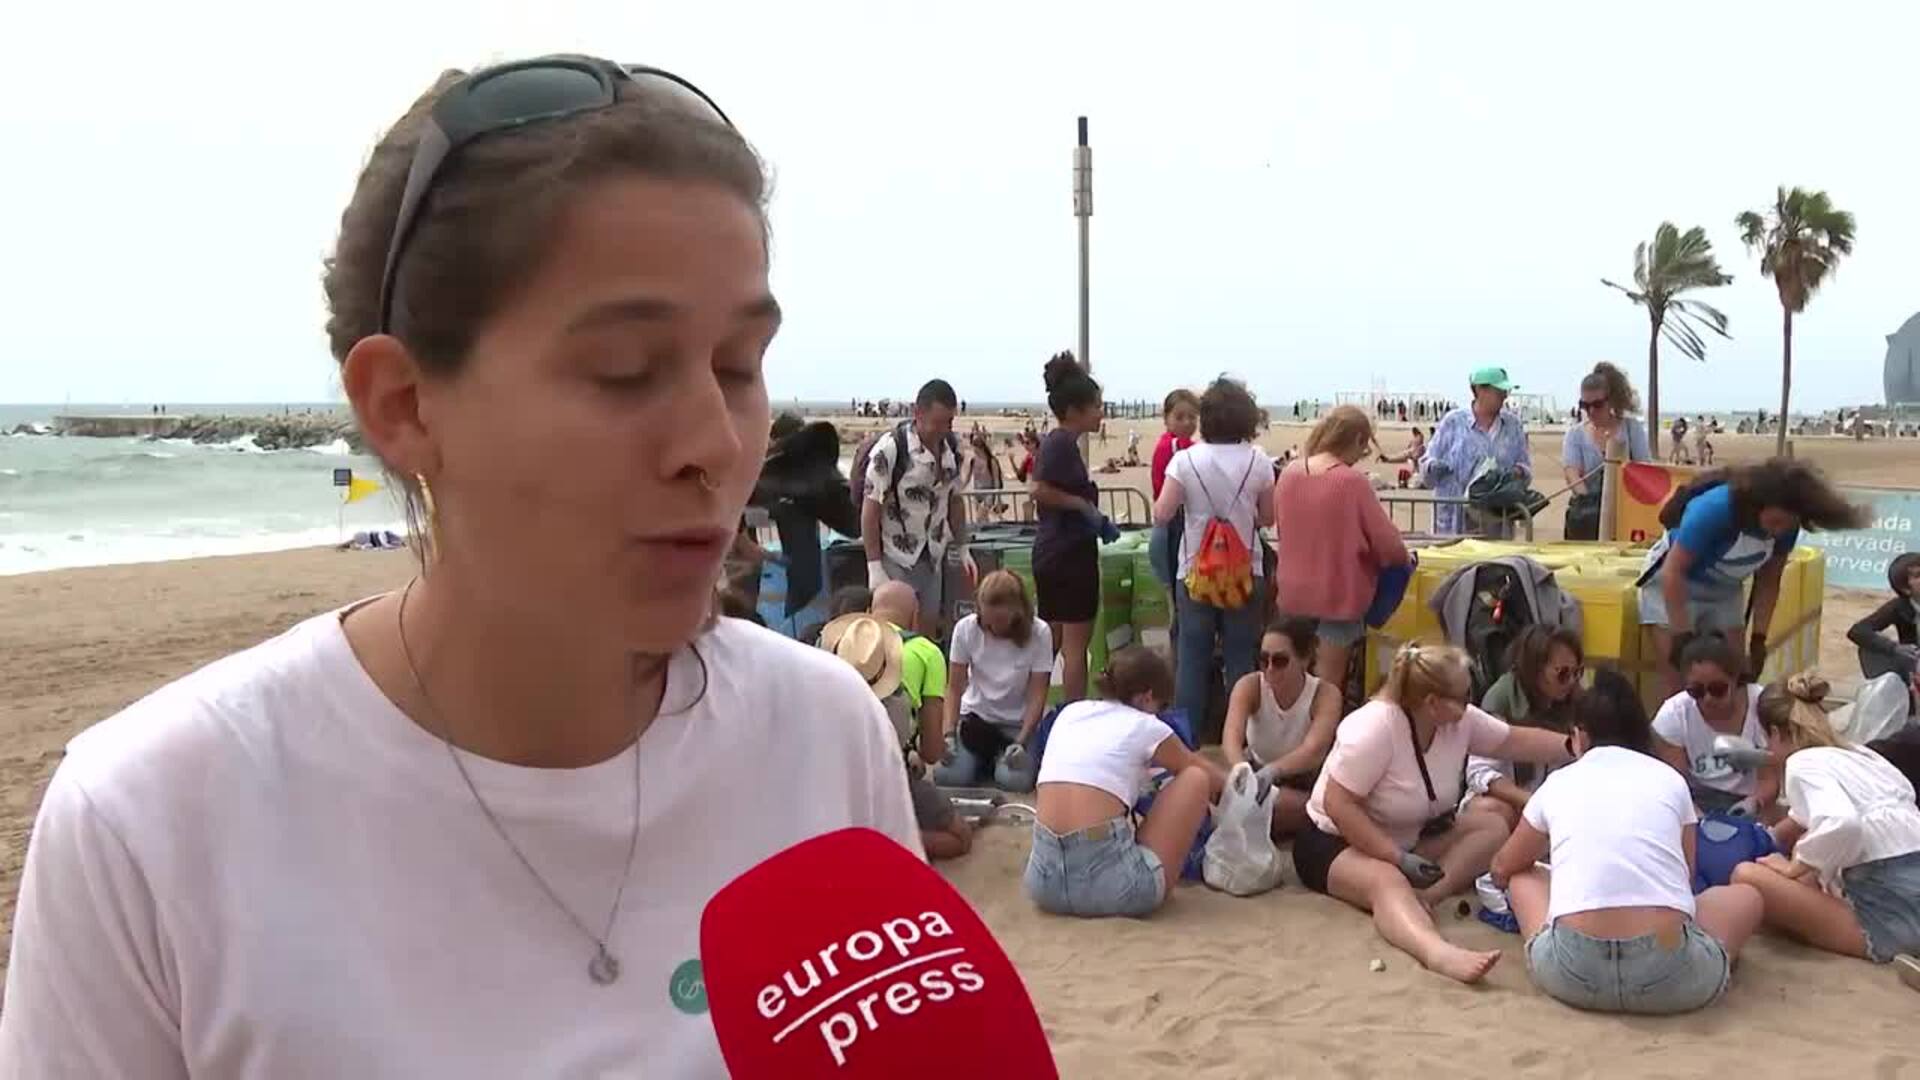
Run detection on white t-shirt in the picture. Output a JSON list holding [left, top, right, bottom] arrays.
[[949, 614, 1054, 730], [1784, 746, 1920, 893], [0, 609, 920, 1079], [1522, 746, 1699, 922], [1168, 442, 1274, 581], [1651, 684, 1764, 797], [1035, 700, 1175, 805]]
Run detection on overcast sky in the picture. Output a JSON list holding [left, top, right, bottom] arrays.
[[4, 1, 1914, 412]]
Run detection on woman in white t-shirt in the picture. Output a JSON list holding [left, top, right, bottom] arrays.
[[1652, 633, 1781, 818], [1731, 673, 1920, 965], [1295, 643, 1574, 983], [935, 570, 1055, 791], [1025, 648, 1226, 917], [1492, 671, 1763, 1014], [0, 57, 920, 1078], [1222, 615, 1342, 837], [1152, 377, 1276, 727]]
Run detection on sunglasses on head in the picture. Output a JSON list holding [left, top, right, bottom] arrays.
[[378, 54, 732, 334], [1260, 651, 1293, 671], [1686, 680, 1733, 701]]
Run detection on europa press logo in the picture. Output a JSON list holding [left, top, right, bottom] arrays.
[[700, 829, 1055, 1078]]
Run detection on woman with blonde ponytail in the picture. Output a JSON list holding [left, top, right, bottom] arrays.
[[1294, 642, 1575, 983], [1731, 672, 1920, 968]]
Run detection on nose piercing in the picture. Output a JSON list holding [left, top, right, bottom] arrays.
[[694, 469, 719, 493]]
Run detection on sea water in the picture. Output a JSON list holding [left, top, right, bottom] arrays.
[[0, 404, 403, 576]]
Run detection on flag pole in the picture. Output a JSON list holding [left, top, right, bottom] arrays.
[[1073, 116, 1092, 463]]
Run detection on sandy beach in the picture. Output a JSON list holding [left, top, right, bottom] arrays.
[[3, 427, 1919, 1076]]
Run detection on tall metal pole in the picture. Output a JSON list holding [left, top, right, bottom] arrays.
[[1073, 117, 1092, 372]]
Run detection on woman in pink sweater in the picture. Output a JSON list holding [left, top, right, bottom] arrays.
[[1274, 406, 1411, 702]]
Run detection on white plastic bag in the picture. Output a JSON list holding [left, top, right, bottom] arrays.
[[1829, 672, 1916, 745], [1202, 762, 1284, 896]]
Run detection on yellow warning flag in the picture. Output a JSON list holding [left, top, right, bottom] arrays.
[[344, 477, 383, 505]]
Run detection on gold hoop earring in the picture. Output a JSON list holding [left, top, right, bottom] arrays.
[[415, 473, 441, 560]]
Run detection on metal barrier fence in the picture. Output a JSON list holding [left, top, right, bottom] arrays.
[[959, 486, 1153, 526], [1374, 493, 1536, 541]]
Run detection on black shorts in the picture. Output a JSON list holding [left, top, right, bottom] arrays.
[[1291, 824, 1351, 895], [957, 713, 1016, 775], [1034, 540, 1100, 624]]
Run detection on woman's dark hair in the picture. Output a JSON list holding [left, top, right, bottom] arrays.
[[1506, 625, 1584, 723], [323, 66, 767, 545], [1198, 376, 1261, 444], [1672, 630, 1746, 683], [1579, 362, 1641, 415], [1044, 351, 1101, 420], [1573, 669, 1653, 754], [1162, 388, 1199, 417], [1889, 552, 1920, 597], [1264, 614, 1320, 659], [1096, 646, 1174, 707], [1725, 458, 1870, 533]]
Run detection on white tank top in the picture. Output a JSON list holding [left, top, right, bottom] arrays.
[[1247, 673, 1320, 767]]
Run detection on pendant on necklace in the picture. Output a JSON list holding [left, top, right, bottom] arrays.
[[589, 945, 621, 986]]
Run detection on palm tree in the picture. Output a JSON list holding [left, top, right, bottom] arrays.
[[1736, 187, 1857, 455], [1602, 223, 1733, 456]]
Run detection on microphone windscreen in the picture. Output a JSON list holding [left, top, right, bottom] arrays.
[[700, 828, 1056, 1078]]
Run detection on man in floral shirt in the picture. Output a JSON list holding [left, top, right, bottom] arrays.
[[862, 379, 977, 635]]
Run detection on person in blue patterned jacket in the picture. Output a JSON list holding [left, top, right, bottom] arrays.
[[1419, 366, 1531, 535]]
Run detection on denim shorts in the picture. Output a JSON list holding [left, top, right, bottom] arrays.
[[1024, 816, 1167, 918], [1844, 850, 1920, 963], [1526, 919, 1730, 1014], [1314, 618, 1367, 648]]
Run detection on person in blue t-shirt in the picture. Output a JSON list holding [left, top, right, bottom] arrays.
[[1639, 459, 1867, 692]]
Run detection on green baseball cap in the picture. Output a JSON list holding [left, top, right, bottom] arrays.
[[1468, 366, 1516, 392]]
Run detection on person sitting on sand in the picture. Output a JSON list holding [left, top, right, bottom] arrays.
[[934, 570, 1053, 791], [1222, 616, 1342, 838], [1653, 633, 1780, 819], [1295, 642, 1574, 983], [1460, 625, 1584, 831], [1025, 647, 1225, 918], [872, 582, 974, 860], [1730, 673, 1920, 969], [1491, 670, 1763, 1015], [1847, 552, 1920, 680]]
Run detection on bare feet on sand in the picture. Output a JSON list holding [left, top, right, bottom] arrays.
[[1426, 945, 1502, 984]]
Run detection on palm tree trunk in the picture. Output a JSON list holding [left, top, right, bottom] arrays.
[[1775, 307, 1793, 457], [1646, 314, 1662, 457]]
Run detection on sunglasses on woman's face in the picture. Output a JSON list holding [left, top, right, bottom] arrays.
[[1260, 651, 1293, 671], [1549, 662, 1583, 686], [1579, 398, 1609, 412], [1686, 680, 1732, 701]]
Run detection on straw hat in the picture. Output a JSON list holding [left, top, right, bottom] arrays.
[[818, 614, 904, 699]]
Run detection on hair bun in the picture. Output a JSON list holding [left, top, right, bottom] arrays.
[[1042, 351, 1081, 392], [1785, 671, 1829, 703]]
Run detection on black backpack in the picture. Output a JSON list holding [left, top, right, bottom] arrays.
[[1460, 563, 1538, 701], [1656, 471, 1729, 531]]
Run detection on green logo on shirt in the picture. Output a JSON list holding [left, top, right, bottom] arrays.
[[669, 958, 707, 1014]]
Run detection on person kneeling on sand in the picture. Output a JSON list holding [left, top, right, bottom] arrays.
[[1491, 671, 1763, 1014], [1221, 616, 1341, 839], [1293, 642, 1573, 983], [1731, 674, 1920, 978], [1459, 625, 1584, 832], [935, 570, 1053, 791], [1025, 647, 1225, 918]]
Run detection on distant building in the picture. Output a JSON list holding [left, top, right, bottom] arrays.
[[1889, 312, 1920, 407]]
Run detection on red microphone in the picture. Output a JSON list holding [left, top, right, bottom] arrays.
[[700, 828, 1057, 1078]]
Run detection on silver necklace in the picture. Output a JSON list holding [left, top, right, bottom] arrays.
[[395, 579, 649, 986]]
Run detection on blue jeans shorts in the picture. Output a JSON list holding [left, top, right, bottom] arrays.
[[1314, 618, 1367, 648], [1024, 816, 1167, 918], [1844, 850, 1920, 963], [1526, 918, 1730, 1014]]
